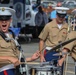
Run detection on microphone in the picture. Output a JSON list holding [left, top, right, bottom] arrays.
[[19, 57, 26, 75], [19, 47, 29, 75]]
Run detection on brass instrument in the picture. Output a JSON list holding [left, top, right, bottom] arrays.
[[67, 14, 72, 32], [68, 9, 76, 32], [71, 9, 76, 31]]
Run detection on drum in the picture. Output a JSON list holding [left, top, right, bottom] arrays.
[[30, 65, 60, 75]]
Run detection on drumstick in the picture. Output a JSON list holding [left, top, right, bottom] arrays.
[[0, 62, 40, 65], [39, 46, 46, 53]]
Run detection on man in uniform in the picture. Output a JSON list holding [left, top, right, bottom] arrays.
[[38, 7, 69, 75], [58, 9, 76, 75], [38, 6, 69, 62], [0, 7, 40, 75]]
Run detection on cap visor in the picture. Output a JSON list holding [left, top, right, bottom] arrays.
[[0, 16, 11, 20], [57, 13, 66, 18]]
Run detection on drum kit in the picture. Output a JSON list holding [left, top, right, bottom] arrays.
[[15, 9, 76, 75], [15, 37, 76, 75], [18, 61, 61, 75], [30, 63, 60, 75]]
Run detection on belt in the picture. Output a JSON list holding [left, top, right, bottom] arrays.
[[0, 64, 14, 72], [45, 47, 59, 52], [45, 47, 52, 50]]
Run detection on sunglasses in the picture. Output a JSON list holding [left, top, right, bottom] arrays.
[[57, 13, 66, 18], [0, 16, 11, 21]]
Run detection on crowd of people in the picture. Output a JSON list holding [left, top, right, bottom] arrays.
[[0, 2, 76, 75]]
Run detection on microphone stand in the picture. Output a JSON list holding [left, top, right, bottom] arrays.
[[58, 41, 63, 75], [58, 41, 63, 59], [57, 41, 67, 75], [5, 37, 29, 75], [19, 45, 29, 75], [57, 41, 63, 75]]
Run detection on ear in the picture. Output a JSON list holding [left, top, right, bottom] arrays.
[[10, 18, 12, 22]]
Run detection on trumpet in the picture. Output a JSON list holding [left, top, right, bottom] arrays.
[[68, 9, 76, 32], [71, 9, 76, 31]]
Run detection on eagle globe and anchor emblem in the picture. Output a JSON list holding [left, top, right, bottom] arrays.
[[15, 2, 22, 19]]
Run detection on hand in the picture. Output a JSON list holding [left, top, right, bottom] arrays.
[[40, 54, 46, 62], [8, 57, 20, 67], [58, 58, 65, 66], [31, 50, 40, 61]]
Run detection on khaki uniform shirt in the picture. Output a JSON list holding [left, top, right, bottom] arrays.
[[0, 33, 19, 67], [63, 31, 76, 61], [39, 20, 68, 47]]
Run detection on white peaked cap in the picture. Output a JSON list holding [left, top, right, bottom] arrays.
[[53, 7, 69, 14], [0, 7, 15, 16]]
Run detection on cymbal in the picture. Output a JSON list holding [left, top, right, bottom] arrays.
[[47, 38, 76, 54], [53, 53, 62, 56]]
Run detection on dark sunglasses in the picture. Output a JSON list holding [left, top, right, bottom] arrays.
[[0, 16, 11, 21], [57, 13, 66, 18]]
